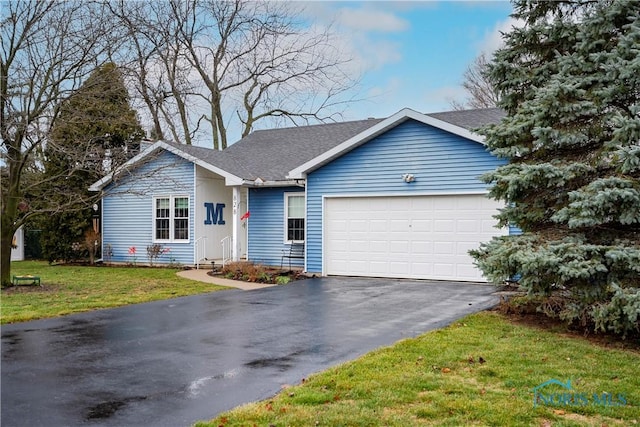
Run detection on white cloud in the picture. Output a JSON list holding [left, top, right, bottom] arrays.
[[477, 16, 522, 55], [353, 36, 403, 70], [297, 4, 408, 79], [367, 76, 403, 100], [336, 7, 410, 32], [422, 85, 468, 111], [302, 2, 412, 33]]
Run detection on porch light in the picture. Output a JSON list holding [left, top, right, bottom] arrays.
[[402, 173, 415, 183]]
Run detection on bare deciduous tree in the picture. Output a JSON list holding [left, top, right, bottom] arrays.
[[113, 0, 359, 150], [110, 0, 200, 145], [451, 52, 501, 111], [0, 1, 115, 286]]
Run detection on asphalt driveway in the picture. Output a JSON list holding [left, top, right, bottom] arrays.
[[1, 277, 498, 427]]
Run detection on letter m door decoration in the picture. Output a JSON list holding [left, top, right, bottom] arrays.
[[204, 202, 226, 225]]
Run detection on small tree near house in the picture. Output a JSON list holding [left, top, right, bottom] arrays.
[[39, 62, 143, 264], [471, 0, 640, 337], [83, 229, 101, 265]]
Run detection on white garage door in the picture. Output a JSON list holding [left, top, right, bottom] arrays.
[[324, 194, 508, 282]]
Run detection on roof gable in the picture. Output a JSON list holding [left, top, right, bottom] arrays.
[[287, 108, 491, 179], [89, 141, 245, 191]]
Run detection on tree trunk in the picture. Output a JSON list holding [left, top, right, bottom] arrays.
[[1, 144, 21, 288], [211, 102, 220, 150], [176, 96, 192, 145], [1, 204, 17, 288], [211, 89, 226, 149]]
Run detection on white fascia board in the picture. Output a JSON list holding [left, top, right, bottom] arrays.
[[287, 108, 486, 180], [89, 176, 113, 192], [88, 141, 244, 191], [243, 179, 305, 188]]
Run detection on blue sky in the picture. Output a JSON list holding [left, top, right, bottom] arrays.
[[302, 1, 515, 120]]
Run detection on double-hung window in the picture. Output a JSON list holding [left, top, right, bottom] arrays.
[[154, 196, 189, 242], [285, 193, 305, 242], [155, 198, 171, 240]]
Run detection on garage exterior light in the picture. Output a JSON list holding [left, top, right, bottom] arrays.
[[402, 173, 416, 183]]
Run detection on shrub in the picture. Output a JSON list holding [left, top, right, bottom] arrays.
[[220, 262, 299, 285], [146, 244, 170, 267], [276, 276, 290, 285], [473, 235, 640, 338]]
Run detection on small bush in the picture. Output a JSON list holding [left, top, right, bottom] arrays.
[[146, 244, 170, 267], [221, 262, 268, 282], [276, 276, 290, 285], [220, 262, 300, 284]]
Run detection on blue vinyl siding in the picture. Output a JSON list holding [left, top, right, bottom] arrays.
[[102, 151, 195, 265], [248, 186, 304, 267], [509, 225, 523, 235], [306, 119, 507, 273]]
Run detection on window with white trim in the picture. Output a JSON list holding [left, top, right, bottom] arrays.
[[154, 196, 189, 242], [285, 193, 305, 242]]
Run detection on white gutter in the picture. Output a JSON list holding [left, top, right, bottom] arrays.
[[241, 179, 305, 188]]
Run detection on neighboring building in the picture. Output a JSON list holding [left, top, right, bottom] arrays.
[[10, 227, 24, 261], [90, 107, 509, 282]]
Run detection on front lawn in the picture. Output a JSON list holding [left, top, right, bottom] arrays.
[[4, 262, 638, 426], [1, 261, 227, 323], [199, 311, 640, 427]]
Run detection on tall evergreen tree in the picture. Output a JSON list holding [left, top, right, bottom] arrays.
[[471, 0, 640, 337], [40, 62, 143, 263]]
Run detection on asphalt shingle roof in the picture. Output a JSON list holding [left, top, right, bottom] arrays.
[[222, 118, 384, 182], [161, 141, 253, 180], [427, 107, 506, 131]]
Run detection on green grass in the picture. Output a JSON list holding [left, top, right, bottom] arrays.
[[199, 312, 640, 427], [2, 261, 227, 323]]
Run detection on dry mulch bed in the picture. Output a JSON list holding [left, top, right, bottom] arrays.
[[494, 288, 640, 351]]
